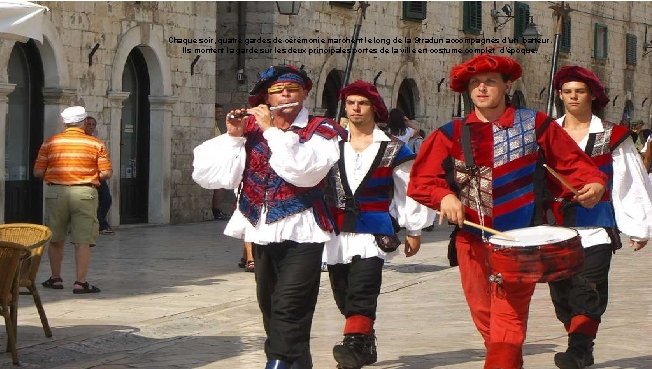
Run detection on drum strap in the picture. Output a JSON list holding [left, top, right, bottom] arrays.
[[461, 119, 476, 171]]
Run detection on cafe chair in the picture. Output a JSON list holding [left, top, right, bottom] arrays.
[[0, 241, 26, 365], [0, 224, 53, 337]]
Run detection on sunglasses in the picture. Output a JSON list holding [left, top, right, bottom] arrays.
[[267, 83, 303, 94]]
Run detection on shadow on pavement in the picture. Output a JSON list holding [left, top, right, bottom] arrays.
[[592, 355, 652, 368], [375, 343, 557, 368], [1, 323, 262, 368]]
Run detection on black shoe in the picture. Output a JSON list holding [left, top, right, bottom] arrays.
[[212, 209, 231, 221], [333, 334, 377, 369], [554, 349, 594, 369]]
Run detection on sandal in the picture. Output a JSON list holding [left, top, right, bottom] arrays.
[[73, 281, 101, 294], [244, 260, 255, 273], [99, 228, 115, 235], [42, 277, 64, 289]]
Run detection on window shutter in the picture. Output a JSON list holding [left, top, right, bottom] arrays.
[[605, 25, 609, 58], [626, 34, 637, 66], [463, 2, 483, 35], [560, 17, 571, 53], [329, 2, 356, 8], [403, 2, 427, 21], [594, 23, 608, 60], [514, 2, 530, 39]]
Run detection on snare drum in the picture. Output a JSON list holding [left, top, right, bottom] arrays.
[[488, 225, 584, 284]]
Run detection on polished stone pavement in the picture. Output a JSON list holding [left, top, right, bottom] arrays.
[[1, 221, 650, 368]]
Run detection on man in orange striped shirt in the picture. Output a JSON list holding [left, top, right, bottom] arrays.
[[34, 106, 112, 294]]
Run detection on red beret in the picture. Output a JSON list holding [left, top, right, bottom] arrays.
[[339, 80, 389, 123], [449, 55, 522, 93], [553, 65, 609, 109], [248, 65, 313, 106]]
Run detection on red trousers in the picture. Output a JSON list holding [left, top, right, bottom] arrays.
[[456, 231, 536, 369]]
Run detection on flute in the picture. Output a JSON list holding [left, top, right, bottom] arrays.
[[227, 102, 299, 119]]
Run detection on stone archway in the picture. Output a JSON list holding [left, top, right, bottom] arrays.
[[109, 24, 176, 225], [313, 54, 347, 115], [0, 17, 74, 222], [390, 62, 426, 120]]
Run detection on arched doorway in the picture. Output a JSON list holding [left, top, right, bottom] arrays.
[[321, 69, 344, 119], [397, 79, 417, 119], [120, 48, 150, 224], [4, 40, 44, 223]]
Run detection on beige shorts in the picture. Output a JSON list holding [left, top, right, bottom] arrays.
[[45, 185, 99, 244]]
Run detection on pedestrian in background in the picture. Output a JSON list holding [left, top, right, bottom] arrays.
[[35, 106, 112, 294], [83, 116, 114, 235]]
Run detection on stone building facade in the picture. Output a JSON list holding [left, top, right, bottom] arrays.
[[2, 1, 651, 226], [216, 1, 652, 132], [1, 2, 216, 225]]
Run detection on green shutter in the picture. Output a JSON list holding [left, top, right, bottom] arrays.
[[605, 25, 609, 58], [514, 2, 530, 39], [560, 17, 571, 53], [594, 23, 608, 60], [403, 2, 427, 21], [626, 34, 637, 66], [463, 2, 482, 35]]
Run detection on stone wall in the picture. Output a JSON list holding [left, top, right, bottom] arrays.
[[1, 1, 217, 224], [217, 1, 652, 131]]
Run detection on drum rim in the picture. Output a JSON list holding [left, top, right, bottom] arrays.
[[488, 225, 580, 247]]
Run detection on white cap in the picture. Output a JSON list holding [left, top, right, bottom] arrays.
[[61, 106, 87, 124]]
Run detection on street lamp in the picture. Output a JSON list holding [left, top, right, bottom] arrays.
[[276, 1, 301, 15], [521, 17, 541, 52]]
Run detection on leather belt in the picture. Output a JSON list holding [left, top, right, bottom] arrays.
[[48, 183, 96, 188]]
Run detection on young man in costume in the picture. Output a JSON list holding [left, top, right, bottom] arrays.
[[547, 65, 652, 369], [193, 65, 345, 369], [407, 55, 607, 369], [324, 80, 434, 369]]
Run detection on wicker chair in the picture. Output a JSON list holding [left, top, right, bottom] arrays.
[[0, 224, 53, 338], [0, 241, 26, 365]]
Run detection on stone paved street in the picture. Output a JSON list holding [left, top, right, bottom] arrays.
[[1, 221, 650, 368]]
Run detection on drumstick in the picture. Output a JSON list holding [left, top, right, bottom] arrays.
[[227, 102, 299, 119], [435, 211, 517, 241], [543, 164, 580, 196]]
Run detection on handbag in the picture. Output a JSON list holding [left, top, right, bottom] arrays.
[[374, 234, 402, 253]]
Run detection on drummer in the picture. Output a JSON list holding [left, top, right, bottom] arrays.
[[407, 55, 607, 369], [546, 65, 652, 369]]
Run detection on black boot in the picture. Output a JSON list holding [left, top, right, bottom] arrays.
[[265, 359, 290, 369], [290, 349, 312, 369], [554, 333, 595, 369], [333, 333, 377, 369]]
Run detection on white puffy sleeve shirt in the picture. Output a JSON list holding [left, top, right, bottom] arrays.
[[192, 108, 340, 244], [324, 128, 436, 264], [555, 115, 652, 246]]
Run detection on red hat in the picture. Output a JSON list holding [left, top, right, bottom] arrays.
[[449, 55, 522, 93], [248, 65, 313, 106], [339, 80, 389, 123], [553, 65, 609, 109]]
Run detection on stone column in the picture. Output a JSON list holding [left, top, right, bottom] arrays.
[[148, 95, 177, 224], [107, 91, 130, 227], [42, 87, 77, 138], [0, 83, 16, 223]]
